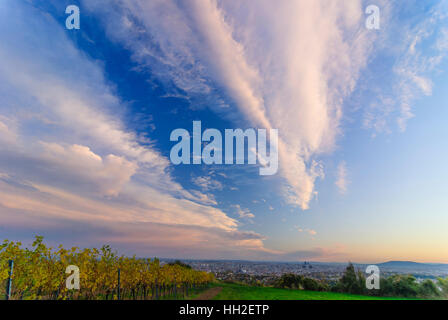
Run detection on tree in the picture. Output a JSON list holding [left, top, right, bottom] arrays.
[[275, 273, 303, 289], [168, 260, 192, 269], [418, 279, 440, 298], [437, 277, 448, 297], [302, 278, 321, 291], [338, 263, 364, 294], [389, 275, 419, 297]]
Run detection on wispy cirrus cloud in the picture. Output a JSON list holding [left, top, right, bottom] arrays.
[[232, 204, 255, 220], [335, 161, 349, 195], [295, 226, 317, 236], [363, 1, 448, 134], [84, 0, 382, 210], [0, 1, 273, 257], [192, 175, 223, 192], [2, 0, 446, 262]]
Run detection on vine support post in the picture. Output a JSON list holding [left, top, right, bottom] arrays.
[[5, 260, 14, 300], [117, 268, 121, 300]]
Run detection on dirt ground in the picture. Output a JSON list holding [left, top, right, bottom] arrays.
[[192, 286, 222, 300]]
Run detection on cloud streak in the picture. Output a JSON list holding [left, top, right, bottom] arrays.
[[335, 161, 349, 195], [0, 1, 273, 257], [363, 1, 448, 134], [85, 0, 378, 209]]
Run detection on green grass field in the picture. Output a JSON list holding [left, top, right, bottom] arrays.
[[209, 282, 410, 300]]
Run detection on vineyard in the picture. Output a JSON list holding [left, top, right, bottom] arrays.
[[0, 236, 214, 300]]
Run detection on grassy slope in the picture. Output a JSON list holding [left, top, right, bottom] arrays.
[[212, 282, 410, 300]]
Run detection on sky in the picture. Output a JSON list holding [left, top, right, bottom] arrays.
[[0, 0, 447, 263]]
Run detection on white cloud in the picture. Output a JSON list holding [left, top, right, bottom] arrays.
[[39, 142, 138, 196], [232, 204, 255, 219], [295, 226, 317, 236], [85, 0, 378, 209], [0, 116, 17, 145], [0, 1, 278, 257], [192, 175, 223, 191], [335, 161, 349, 195], [364, 2, 448, 133]]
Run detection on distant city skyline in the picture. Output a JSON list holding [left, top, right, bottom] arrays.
[[0, 0, 447, 264]]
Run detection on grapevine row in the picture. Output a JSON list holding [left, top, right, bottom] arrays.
[[0, 236, 214, 300]]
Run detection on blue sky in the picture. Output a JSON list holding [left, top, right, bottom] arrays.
[[0, 0, 447, 263]]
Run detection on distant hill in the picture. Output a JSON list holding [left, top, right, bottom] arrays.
[[378, 261, 428, 267], [376, 261, 448, 270]]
